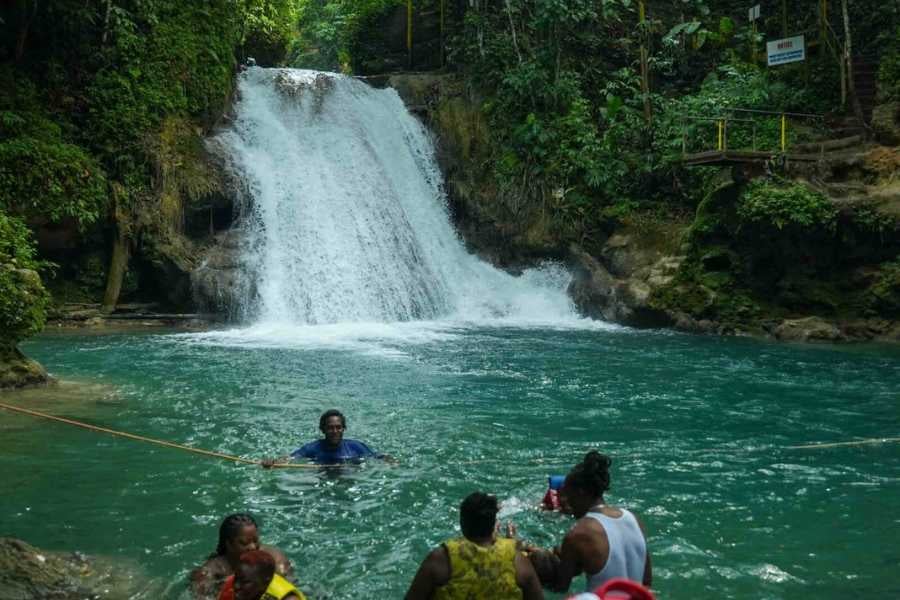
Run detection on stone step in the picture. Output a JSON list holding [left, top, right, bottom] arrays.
[[814, 181, 870, 198], [792, 134, 863, 154]]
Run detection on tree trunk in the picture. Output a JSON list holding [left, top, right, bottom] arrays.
[[14, 0, 38, 63], [639, 1, 652, 124], [101, 0, 112, 44], [504, 0, 522, 64], [841, 0, 865, 124], [101, 222, 130, 314]]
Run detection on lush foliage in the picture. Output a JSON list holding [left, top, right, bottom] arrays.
[[0, 136, 107, 224], [289, 0, 401, 72], [654, 62, 827, 159], [450, 0, 650, 230], [237, 0, 300, 66], [0, 68, 108, 226], [737, 180, 836, 232], [81, 2, 249, 181], [0, 212, 48, 347], [447, 0, 857, 236], [878, 27, 900, 102], [870, 259, 900, 317], [0, 0, 300, 346]]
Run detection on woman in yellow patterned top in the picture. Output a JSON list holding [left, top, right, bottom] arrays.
[[405, 492, 544, 600]]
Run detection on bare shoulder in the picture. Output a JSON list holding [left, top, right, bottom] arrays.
[[193, 555, 229, 578], [190, 556, 230, 599], [567, 517, 599, 540], [425, 546, 449, 567], [261, 544, 294, 577], [425, 545, 451, 583]]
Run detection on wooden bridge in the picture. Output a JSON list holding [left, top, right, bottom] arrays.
[[678, 108, 861, 167]]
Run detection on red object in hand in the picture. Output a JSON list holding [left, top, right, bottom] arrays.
[[595, 578, 655, 600], [542, 489, 561, 511]]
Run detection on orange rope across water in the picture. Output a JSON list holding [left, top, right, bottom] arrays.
[[786, 437, 900, 450], [0, 401, 332, 469]]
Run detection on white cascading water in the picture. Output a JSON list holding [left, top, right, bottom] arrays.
[[214, 68, 583, 330]]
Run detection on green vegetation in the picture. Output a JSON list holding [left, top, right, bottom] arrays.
[[737, 180, 836, 232], [0, 212, 48, 348], [288, 0, 401, 72], [0, 0, 298, 351], [878, 27, 900, 101], [0, 67, 107, 226], [871, 260, 900, 316], [435, 0, 892, 240], [0, 0, 898, 351], [649, 178, 900, 330]]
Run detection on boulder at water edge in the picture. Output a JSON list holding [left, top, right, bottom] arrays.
[[0, 537, 153, 600], [0, 347, 49, 389]]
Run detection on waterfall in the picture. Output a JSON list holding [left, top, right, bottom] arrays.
[[214, 68, 579, 326]]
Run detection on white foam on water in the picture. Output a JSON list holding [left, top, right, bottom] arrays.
[[196, 68, 614, 349]]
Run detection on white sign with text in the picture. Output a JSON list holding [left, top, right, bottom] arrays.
[[767, 35, 805, 66]]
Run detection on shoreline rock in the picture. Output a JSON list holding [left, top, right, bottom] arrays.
[[0, 347, 51, 390], [0, 537, 156, 599]]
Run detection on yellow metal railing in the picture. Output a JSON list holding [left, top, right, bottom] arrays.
[[681, 108, 824, 156]]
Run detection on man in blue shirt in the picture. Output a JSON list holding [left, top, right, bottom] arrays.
[[264, 409, 385, 466]]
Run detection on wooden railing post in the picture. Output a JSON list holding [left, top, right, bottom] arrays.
[[407, 0, 413, 70], [780, 113, 787, 152]]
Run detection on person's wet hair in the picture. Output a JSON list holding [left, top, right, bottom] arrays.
[[566, 450, 612, 497], [319, 409, 346, 431], [238, 549, 275, 581], [215, 513, 258, 556], [459, 491, 499, 539]]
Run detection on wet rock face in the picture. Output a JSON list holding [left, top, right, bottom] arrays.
[[0, 347, 49, 390], [773, 317, 846, 343], [871, 102, 900, 146], [190, 230, 246, 318], [567, 242, 683, 328], [0, 537, 154, 600]]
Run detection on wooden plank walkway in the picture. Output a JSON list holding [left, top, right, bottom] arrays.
[[680, 150, 825, 167]]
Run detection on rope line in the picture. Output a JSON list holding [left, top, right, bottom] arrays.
[[786, 437, 900, 450], [2, 402, 895, 467], [0, 401, 330, 469]]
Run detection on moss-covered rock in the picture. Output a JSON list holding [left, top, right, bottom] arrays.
[[773, 317, 846, 343], [872, 102, 900, 146], [649, 173, 900, 341], [0, 346, 49, 389], [383, 73, 569, 267], [0, 537, 155, 599]]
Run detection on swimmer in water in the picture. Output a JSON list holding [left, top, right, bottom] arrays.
[[405, 491, 544, 600], [217, 550, 307, 600], [191, 513, 293, 600], [262, 409, 391, 466]]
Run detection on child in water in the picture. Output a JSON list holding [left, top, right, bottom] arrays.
[[541, 475, 566, 511], [217, 550, 306, 600]]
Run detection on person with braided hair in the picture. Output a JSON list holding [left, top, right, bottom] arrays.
[[552, 451, 651, 593], [191, 513, 294, 600], [405, 491, 544, 600]]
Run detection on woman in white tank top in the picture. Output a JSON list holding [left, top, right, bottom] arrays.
[[550, 451, 652, 594]]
